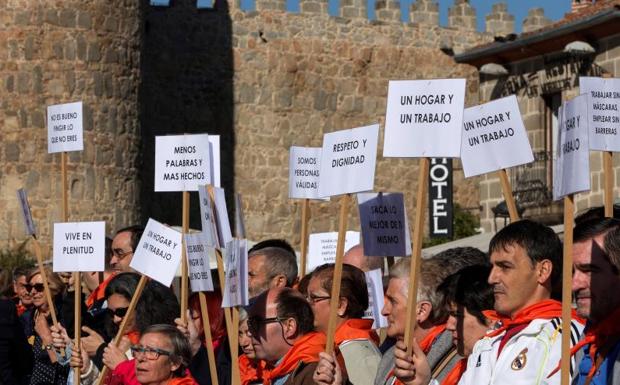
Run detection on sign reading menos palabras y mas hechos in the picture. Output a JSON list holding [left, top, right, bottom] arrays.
[[428, 159, 453, 239], [155, 134, 211, 192], [130, 218, 183, 286], [358, 192, 411, 257], [47, 101, 84, 153], [185, 232, 215, 293], [383, 79, 466, 158], [363, 268, 388, 329], [318, 124, 379, 197], [17, 189, 36, 237], [460, 95, 534, 178], [53, 221, 105, 272], [306, 231, 360, 273], [222, 238, 248, 307], [579, 77, 620, 151], [553, 94, 591, 200], [289, 146, 324, 200]]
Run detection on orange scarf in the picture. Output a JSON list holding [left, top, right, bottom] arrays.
[[126, 330, 141, 345], [167, 376, 198, 385], [240, 354, 269, 385], [86, 273, 116, 308], [334, 319, 379, 346], [440, 358, 467, 385], [263, 331, 326, 385]]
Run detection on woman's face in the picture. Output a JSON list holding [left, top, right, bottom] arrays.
[[306, 276, 332, 333], [108, 293, 134, 330], [134, 332, 179, 385], [238, 319, 255, 358], [190, 309, 204, 335], [28, 273, 47, 309]]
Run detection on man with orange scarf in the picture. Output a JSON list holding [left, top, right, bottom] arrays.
[[570, 217, 620, 385], [247, 287, 325, 385]]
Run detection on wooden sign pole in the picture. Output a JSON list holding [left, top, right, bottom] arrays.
[[561, 194, 574, 385], [31, 238, 60, 329], [180, 191, 190, 322], [604, 151, 614, 217], [325, 193, 351, 354], [95, 275, 148, 385], [404, 158, 429, 355], [498, 169, 520, 222], [299, 198, 310, 278], [198, 292, 219, 385]]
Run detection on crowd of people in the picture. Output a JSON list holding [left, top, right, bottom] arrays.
[[1, 210, 620, 385]]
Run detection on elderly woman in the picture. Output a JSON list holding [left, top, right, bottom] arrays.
[[238, 307, 267, 385], [306, 263, 381, 385]]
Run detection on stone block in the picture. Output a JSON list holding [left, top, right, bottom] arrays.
[[5, 142, 19, 161], [59, 9, 76, 28], [87, 42, 101, 62], [77, 12, 92, 29]]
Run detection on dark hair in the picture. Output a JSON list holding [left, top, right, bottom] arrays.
[[249, 239, 296, 256], [574, 217, 620, 272], [249, 246, 298, 287], [438, 264, 494, 325], [488, 220, 562, 288], [297, 273, 312, 297], [12, 266, 32, 281], [104, 237, 113, 272], [276, 288, 314, 336], [432, 247, 488, 276], [142, 324, 192, 378], [575, 206, 620, 225], [115, 225, 144, 252], [312, 263, 368, 318]]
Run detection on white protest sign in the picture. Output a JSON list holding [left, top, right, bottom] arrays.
[[384, 79, 466, 158], [222, 238, 249, 307], [579, 77, 620, 151], [461, 95, 534, 177], [318, 124, 379, 197], [17, 189, 36, 236], [289, 146, 325, 199], [358, 193, 411, 257], [197, 185, 219, 248], [53, 221, 105, 272], [47, 101, 84, 153], [155, 134, 211, 192], [363, 268, 388, 329], [209, 135, 221, 187], [130, 218, 183, 286], [306, 231, 360, 273], [213, 187, 233, 248], [553, 94, 591, 200], [185, 232, 215, 292]]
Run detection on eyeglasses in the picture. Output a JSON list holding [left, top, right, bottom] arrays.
[[112, 249, 133, 260], [108, 307, 129, 318], [306, 294, 331, 304], [25, 283, 45, 293], [247, 315, 284, 335], [130, 345, 172, 360]]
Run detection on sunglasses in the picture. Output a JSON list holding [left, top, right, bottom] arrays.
[[108, 307, 129, 318], [25, 283, 45, 293]]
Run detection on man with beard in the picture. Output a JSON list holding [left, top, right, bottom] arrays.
[[247, 241, 298, 300]]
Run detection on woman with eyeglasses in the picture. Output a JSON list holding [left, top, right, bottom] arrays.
[[20, 267, 70, 385], [306, 263, 381, 385]]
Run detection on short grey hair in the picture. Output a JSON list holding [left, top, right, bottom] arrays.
[[142, 324, 192, 377], [238, 307, 248, 323], [249, 246, 298, 286]]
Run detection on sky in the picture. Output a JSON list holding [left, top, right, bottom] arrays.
[[234, 0, 572, 33]]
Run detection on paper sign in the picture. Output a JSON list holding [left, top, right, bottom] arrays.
[[197, 185, 219, 248], [289, 146, 324, 199], [53, 221, 105, 272], [209, 135, 221, 187], [384, 79, 466, 158], [363, 268, 388, 329], [130, 218, 183, 286], [235, 193, 246, 239], [17, 189, 36, 236], [306, 231, 360, 273], [553, 94, 591, 200], [318, 124, 379, 197], [155, 134, 211, 192], [47, 101, 84, 153], [222, 238, 249, 307], [579, 77, 620, 151], [185, 232, 215, 292], [358, 193, 411, 256], [460, 95, 534, 177], [213, 187, 233, 248]]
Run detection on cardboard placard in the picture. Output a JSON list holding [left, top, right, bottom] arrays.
[[198, 185, 219, 248], [17, 189, 36, 236], [363, 268, 388, 329], [130, 218, 183, 286], [47, 101, 84, 153], [461, 95, 534, 177], [318, 124, 379, 197], [579, 77, 620, 151], [306, 231, 360, 273], [212, 187, 233, 248], [53, 221, 105, 272], [155, 134, 211, 192], [358, 193, 411, 257], [289, 146, 324, 199], [383, 79, 466, 158], [209, 135, 221, 188], [553, 94, 591, 200], [222, 239, 249, 307], [185, 232, 215, 293]]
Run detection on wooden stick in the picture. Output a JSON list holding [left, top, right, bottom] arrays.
[[498, 169, 520, 222], [181, 191, 190, 322], [604, 151, 614, 217], [95, 275, 148, 385], [404, 158, 429, 355], [198, 292, 219, 385], [325, 193, 351, 354], [299, 198, 310, 278], [61, 152, 69, 222], [31, 238, 60, 327], [561, 195, 574, 385]]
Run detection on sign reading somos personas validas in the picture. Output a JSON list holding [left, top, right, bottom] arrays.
[[155, 134, 211, 192]]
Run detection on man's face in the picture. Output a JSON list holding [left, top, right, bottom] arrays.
[[382, 277, 408, 339], [488, 244, 542, 318], [248, 254, 271, 298], [445, 302, 490, 357], [248, 290, 290, 363], [573, 237, 620, 322], [110, 231, 134, 272], [13, 275, 32, 306], [134, 332, 178, 384]]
